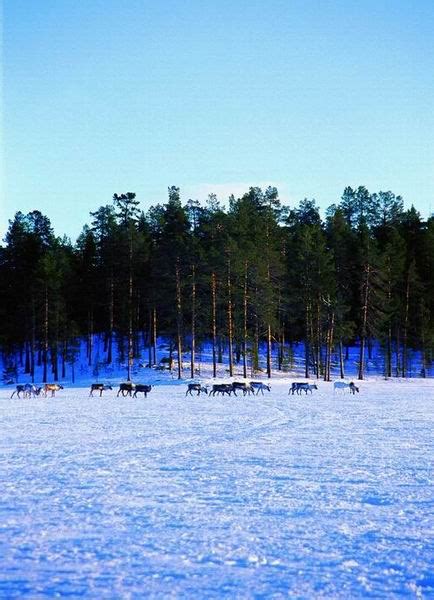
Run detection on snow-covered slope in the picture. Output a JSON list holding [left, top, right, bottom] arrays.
[[0, 379, 433, 598]]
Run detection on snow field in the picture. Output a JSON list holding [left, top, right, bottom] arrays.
[[0, 378, 433, 598]]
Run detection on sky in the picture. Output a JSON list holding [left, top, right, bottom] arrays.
[[2, 0, 434, 241]]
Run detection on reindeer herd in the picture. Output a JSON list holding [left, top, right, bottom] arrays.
[[10, 383, 64, 398], [187, 381, 272, 396], [8, 379, 360, 399]]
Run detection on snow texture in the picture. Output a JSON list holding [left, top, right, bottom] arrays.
[[1, 378, 433, 598]]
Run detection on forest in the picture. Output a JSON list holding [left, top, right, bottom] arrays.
[[1, 185, 433, 382]]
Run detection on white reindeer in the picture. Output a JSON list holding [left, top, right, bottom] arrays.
[[334, 381, 359, 394]]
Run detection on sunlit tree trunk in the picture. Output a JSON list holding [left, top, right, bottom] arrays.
[[127, 231, 133, 381], [253, 287, 259, 373], [243, 262, 248, 379], [152, 307, 157, 365], [402, 271, 410, 378], [305, 303, 310, 379], [278, 328, 285, 372], [358, 264, 370, 380], [266, 324, 272, 379], [324, 312, 334, 381], [211, 273, 217, 378], [227, 257, 234, 377], [315, 299, 321, 379], [190, 264, 196, 379]]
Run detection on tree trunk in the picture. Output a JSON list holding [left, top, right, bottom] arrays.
[[278, 334, 282, 371], [107, 275, 114, 364], [367, 337, 373, 360], [309, 308, 315, 375], [243, 262, 248, 379], [148, 309, 153, 367], [253, 287, 259, 373], [385, 261, 392, 378], [169, 343, 173, 373], [127, 232, 133, 382], [43, 285, 49, 383], [62, 339, 66, 379], [31, 300, 35, 383], [190, 264, 196, 379], [227, 258, 234, 377], [53, 307, 59, 381], [211, 273, 217, 378], [152, 308, 157, 365], [359, 336, 366, 381], [175, 258, 183, 380], [324, 321, 330, 382], [266, 323, 272, 379], [421, 333, 427, 378], [395, 328, 401, 377], [386, 326, 392, 378], [339, 339, 345, 379], [358, 264, 370, 380], [326, 312, 335, 381], [304, 303, 310, 379], [277, 291, 283, 371], [52, 347, 58, 380], [316, 300, 321, 379], [402, 272, 410, 378], [134, 291, 140, 359]]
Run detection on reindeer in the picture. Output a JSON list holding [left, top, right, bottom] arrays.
[[290, 382, 318, 395], [250, 382, 271, 395], [43, 383, 64, 397], [24, 384, 43, 398], [133, 384, 152, 398], [117, 382, 135, 397], [231, 382, 254, 396], [11, 384, 27, 398], [211, 383, 233, 396], [186, 383, 209, 396], [89, 383, 113, 397], [334, 381, 360, 394]]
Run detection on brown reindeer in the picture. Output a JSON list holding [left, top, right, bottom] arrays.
[[43, 383, 64, 397]]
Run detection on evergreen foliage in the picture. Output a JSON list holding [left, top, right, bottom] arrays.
[[1, 187, 433, 380]]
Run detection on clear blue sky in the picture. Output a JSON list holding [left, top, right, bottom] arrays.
[[3, 0, 434, 241]]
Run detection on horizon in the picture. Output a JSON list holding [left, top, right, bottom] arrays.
[[3, 1, 434, 241]]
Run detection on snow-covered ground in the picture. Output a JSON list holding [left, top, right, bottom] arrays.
[[0, 378, 433, 598]]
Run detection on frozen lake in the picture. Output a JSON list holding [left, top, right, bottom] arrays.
[[0, 379, 433, 598]]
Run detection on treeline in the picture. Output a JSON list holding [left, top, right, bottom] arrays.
[[1, 186, 433, 381]]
